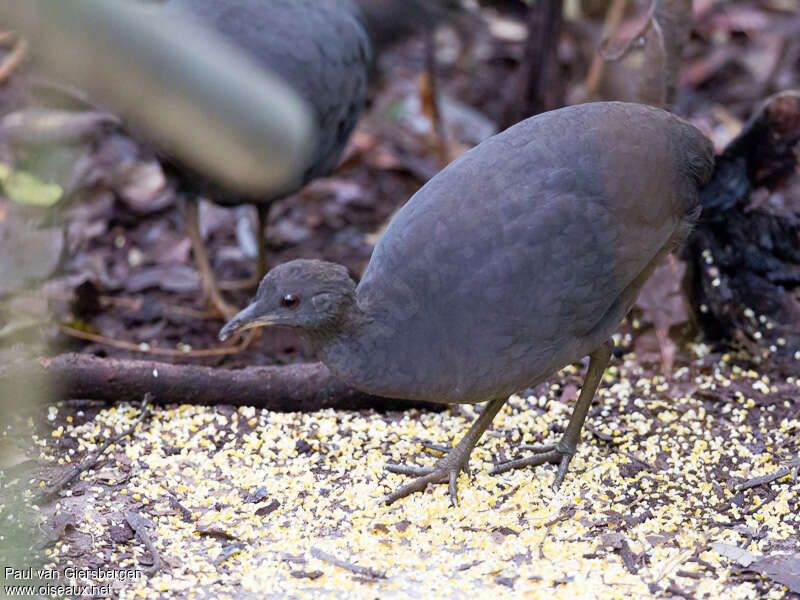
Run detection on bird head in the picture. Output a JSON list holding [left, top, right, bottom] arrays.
[[219, 259, 357, 341]]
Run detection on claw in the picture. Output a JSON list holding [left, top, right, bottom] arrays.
[[553, 453, 574, 489], [490, 447, 576, 490], [448, 470, 458, 505], [385, 464, 433, 477], [520, 443, 557, 453], [383, 471, 446, 505], [383, 455, 470, 505], [382, 397, 508, 505]]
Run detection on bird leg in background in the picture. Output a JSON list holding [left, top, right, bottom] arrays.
[[0, 31, 27, 84], [220, 203, 271, 291], [491, 340, 612, 488], [255, 202, 270, 281], [182, 198, 238, 321], [383, 396, 507, 505], [420, 30, 449, 164]]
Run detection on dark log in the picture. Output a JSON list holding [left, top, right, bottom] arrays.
[[0, 353, 438, 411], [687, 91, 800, 361]]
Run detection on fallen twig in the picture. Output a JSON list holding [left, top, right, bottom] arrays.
[[538, 506, 576, 559], [653, 535, 708, 587], [586, 426, 658, 471], [167, 493, 193, 522], [125, 511, 162, 575], [36, 394, 153, 501], [310, 547, 387, 579], [776, 431, 800, 451], [60, 324, 254, 358], [738, 465, 794, 492], [744, 489, 780, 516]]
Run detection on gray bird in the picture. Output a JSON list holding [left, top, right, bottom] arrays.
[[159, 0, 371, 318], [220, 102, 714, 505]]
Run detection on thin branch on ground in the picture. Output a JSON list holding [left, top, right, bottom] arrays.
[[738, 457, 800, 497], [310, 547, 387, 579], [37, 394, 153, 501], [59, 324, 255, 358], [99, 294, 216, 320], [738, 466, 793, 492], [538, 506, 576, 559], [125, 511, 162, 575]]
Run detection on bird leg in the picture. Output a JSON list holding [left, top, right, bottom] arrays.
[[420, 30, 449, 165], [490, 340, 612, 489], [0, 33, 27, 84], [255, 203, 270, 281], [219, 203, 270, 291], [182, 198, 238, 321], [383, 397, 507, 506]]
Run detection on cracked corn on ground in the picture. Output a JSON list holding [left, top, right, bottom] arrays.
[[32, 348, 800, 599]]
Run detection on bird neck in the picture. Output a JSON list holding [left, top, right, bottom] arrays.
[[303, 296, 366, 355], [308, 295, 384, 391]]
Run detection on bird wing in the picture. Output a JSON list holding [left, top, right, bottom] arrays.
[[357, 104, 691, 400]]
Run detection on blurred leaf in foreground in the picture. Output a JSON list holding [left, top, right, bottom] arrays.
[[0, 163, 64, 207]]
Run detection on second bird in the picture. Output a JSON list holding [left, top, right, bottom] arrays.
[[159, 0, 371, 319]]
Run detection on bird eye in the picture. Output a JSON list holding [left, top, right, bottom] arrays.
[[280, 294, 299, 310]]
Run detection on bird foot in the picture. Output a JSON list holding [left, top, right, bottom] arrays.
[[489, 442, 576, 490], [383, 448, 473, 506]]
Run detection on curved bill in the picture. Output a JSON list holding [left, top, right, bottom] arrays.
[[0, 0, 315, 196]]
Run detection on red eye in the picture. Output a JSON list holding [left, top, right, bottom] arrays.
[[280, 294, 299, 310]]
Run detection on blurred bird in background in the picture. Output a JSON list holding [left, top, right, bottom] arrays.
[[1, 0, 475, 321], [0, 0, 318, 317]]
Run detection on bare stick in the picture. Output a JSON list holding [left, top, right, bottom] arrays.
[[125, 511, 162, 575], [37, 394, 153, 500], [638, 0, 692, 107], [738, 458, 800, 492], [537, 507, 575, 559], [310, 547, 387, 579], [60, 325, 255, 358]]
